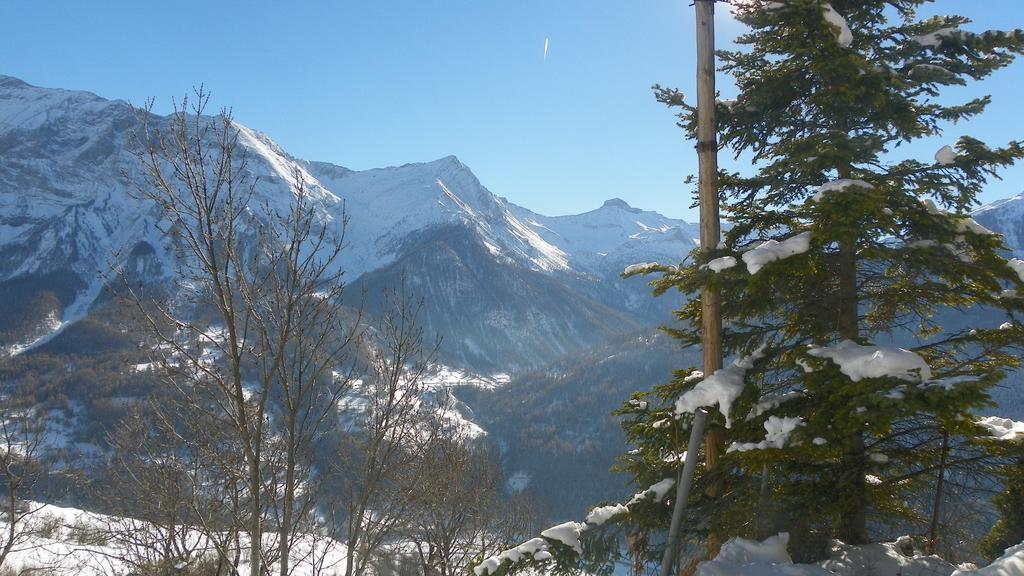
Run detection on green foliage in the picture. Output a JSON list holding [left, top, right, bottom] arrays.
[[981, 453, 1024, 561], [622, 0, 1024, 564]]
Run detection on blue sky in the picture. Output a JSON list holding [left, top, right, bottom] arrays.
[[2, 1, 1022, 220]]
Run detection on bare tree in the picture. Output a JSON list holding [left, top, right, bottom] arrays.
[[124, 88, 360, 576], [404, 431, 539, 576], [323, 288, 440, 576], [100, 404, 205, 573], [0, 384, 49, 571], [100, 395, 249, 575], [258, 203, 362, 576]]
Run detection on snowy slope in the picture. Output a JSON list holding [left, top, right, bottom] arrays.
[[306, 157, 570, 279], [974, 192, 1024, 255], [0, 74, 694, 293], [0, 76, 169, 351], [1, 502, 349, 576]]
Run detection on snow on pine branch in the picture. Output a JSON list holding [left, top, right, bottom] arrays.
[[700, 232, 813, 277], [821, 4, 853, 48], [585, 504, 629, 526], [804, 346, 995, 401], [741, 232, 812, 274], [806, 340, 932, 382], [746, 390, 803, 421], [976, 416, 1024, 442], [473, 477, 677, 575], [623, 262, 661, 275], [727, 416, 804, 453], [935, 145, 957, 165], [703, 255, 738, 273], [811, 179, 874, 202], [1007, 259, 1024, 283], [910, 27, 959, 48], [626, 477, 676, 506], [473, 538, 553, 575], [675, 346, 768, 428], [922, 199, 997, 236], [540, 522, 586, 554], [767, 2, 853, 47], [910, 64, 958, 84]]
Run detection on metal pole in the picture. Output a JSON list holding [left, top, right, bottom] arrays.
[[658, 408, 708, 576], [757, 463, 770, 539]]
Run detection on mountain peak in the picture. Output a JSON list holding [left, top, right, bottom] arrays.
[[426, 154, 465, 170], [0, 75, 29, 89], [0, 74, 128, 134], [602, 198, 636, 211], [975, 192, 1024, 216]]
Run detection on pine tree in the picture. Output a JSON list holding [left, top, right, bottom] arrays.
[[621, 0, 1024, 563], [472, 4, 1024, 574], [980, 451, 1024, 561]]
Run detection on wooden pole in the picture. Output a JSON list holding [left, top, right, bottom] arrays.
[[657, 5, 722, 573], [695, 1, 721, 427], [695, 0, 724, 560]]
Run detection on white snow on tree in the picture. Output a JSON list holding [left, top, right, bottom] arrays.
[[741, 232, 812, 274], [728, 416, 804, 453], [675, 346, 768, 427], [935, 145, 957, 165], [811, 179, 874, 202], [821, 4, 853, 48], [976, 416, 1024, 442], [806, 340, 932, 382]]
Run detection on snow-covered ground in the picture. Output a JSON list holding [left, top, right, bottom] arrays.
[[8, 504, 1023, 576], [0, 502, 349, 576], [696, 533, 1024, 576]]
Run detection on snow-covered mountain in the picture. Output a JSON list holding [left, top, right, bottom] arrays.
[[307, 157, 572, 279], [0, 75, 697, 369], [974, 192, 1024, 255], [0, 75, 348, 352], [510, 198, 698, 277]]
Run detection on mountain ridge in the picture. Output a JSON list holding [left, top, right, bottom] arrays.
[[4, 72, 1024, 373], [0, 74, 696, 368]]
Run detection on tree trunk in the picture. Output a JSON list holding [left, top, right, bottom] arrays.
[[0, 485, 17, 569], [756, 464, 771, 540], [694, 0, 723, 561], [344, 517, 360, 576], [279, 434, 297, 576], [839, 432, 868, 544], [249, 454, 263, 576], [836, 237, 867, 544]]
